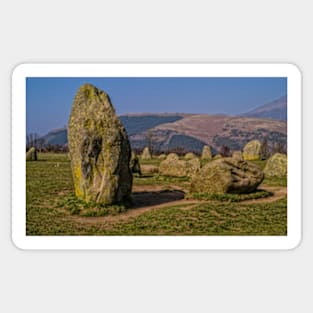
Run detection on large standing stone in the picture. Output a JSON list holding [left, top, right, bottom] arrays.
[[201, 145, 212, 161], [26, 147, 37, 161], [141, 147, 151, 159], [264, 153, 287, 177], [68, 84, 132, 204], [243, 140, 262, 161], [190, 157, 264, 194]]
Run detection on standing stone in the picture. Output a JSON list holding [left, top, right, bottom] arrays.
[[26, 147, 37, 161], [264, 153, 287, 177], [158, 153, 167, 159], [213, 154, 222, 160], [185, 157, 201, 177], [243, 140, 262, 161], [159, 153, 200, 177], [232, 151, 243, 160], [184, 152, 196, 160], [159, 153, 187, 177], [141, 147, 151, 160], [130, 152, 142, 176], [190, 157, 264, 194], [68, 84, 132, 204], [201, 145, 212, 161]]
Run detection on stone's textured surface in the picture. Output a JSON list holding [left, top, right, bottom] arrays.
[[130, 152, 142, 176], [158, 153, 167, 159], [185, 157, 201, 177], [68, 84, 132, 204], [159, 153, 186, 177], [201, 145, 212, 160], [159, 153, 200, 177], [232, 151, 243, 160], [264, 153, 287, 177], [190, 157, 264, 194], [26, 147, 37, 161], [243, 140, 262, 161], [184, 152, 196, 160], [141, 147, 151, 159]]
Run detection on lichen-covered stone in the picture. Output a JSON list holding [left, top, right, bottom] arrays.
[[243, 140, 262, 161], [68, 84, 132, 204], [141, 147, 151, 159], [264, 153, 287, 177], [232, 151, 243, 160], [159, 153, 186, 177], [190, 157, 264, 194], [159, 153, 200, 177], [185, 157, 201, 177], [201, 145, 212, 160], [130, 152, 142, 176], [26, 147, 37, 161], [184, 152, 196, 160]]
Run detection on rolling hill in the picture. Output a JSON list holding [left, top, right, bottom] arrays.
[[39, 112, 287, 154], [240, 95, 287, 121]]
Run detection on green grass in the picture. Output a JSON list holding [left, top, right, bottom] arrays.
[[26, 153, 287, 236]]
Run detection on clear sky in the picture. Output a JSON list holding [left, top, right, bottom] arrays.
[[26, 77, 287, 136]]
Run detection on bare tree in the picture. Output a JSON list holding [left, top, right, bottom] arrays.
[[220, 144, 230, 157], [260, 137, 270, 160], [145, 130, 156, 156]]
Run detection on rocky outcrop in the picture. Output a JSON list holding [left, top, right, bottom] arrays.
[[68, 84, 132, 205], [243, 140, 262, 161], [190, 157, 264, 194], [264, 153, 287, 177]]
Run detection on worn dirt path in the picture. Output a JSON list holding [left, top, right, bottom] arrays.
[[72, 184, 287, 225]]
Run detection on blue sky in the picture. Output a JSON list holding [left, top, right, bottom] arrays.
[[26, 77, 287, 136]]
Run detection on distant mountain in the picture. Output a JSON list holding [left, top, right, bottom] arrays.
[[40, 113, 287, 154], [41, 128, 67, 146], [240, 95, 287, 121]]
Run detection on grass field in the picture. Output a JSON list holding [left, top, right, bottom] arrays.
[[26, 153, 287, 236]]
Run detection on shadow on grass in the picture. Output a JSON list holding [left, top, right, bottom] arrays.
[[131, 189, 185, 209]]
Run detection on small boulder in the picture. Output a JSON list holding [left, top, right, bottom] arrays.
[[159, 153, 186, 177], [159, 153, 200, 177], [201, 145, 212, 161], [232, 151, 243, 160], [190, 157, 264, 194], [243, 140, 262, 161], [264, 153, 287, 177], [184, 152, 196, 160], [158, 153, 167, 159], [213, 154, 222, 160], [141, 147, 151, 160], [26, 147, 37, 161], [185, 157, 201, 177]]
